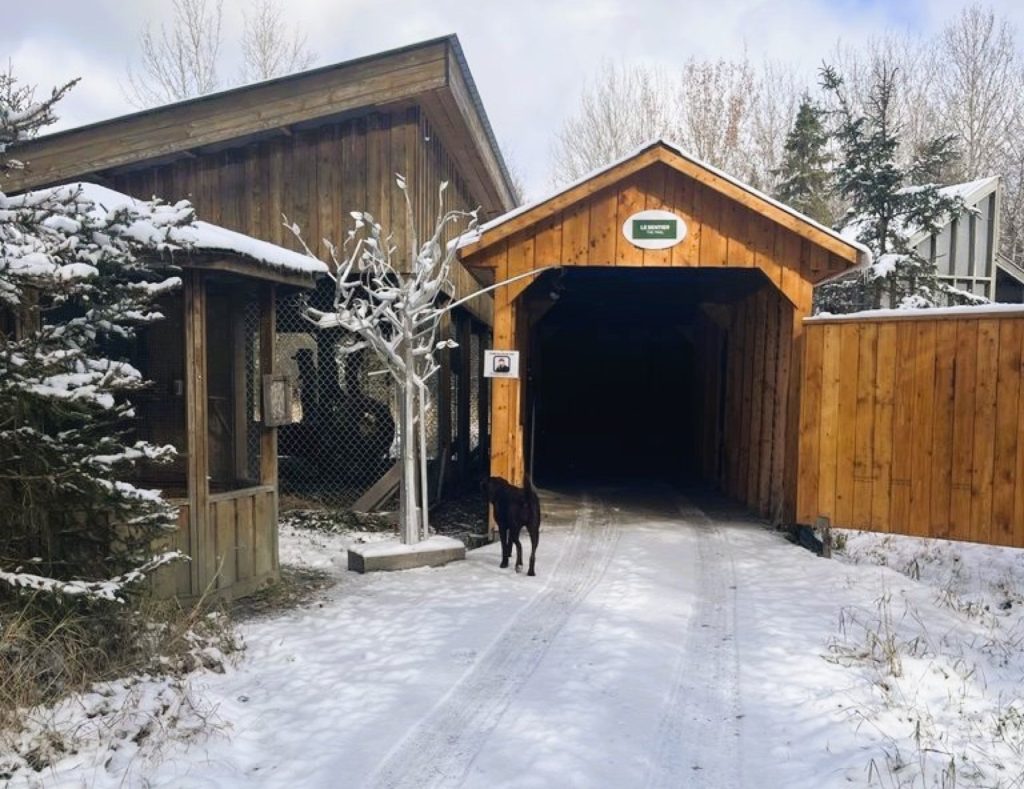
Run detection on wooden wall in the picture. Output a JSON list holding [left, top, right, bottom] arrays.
[[693, 286, 799, 522], [108, 106, 491, 323], [152, 487, 278, 601], [798, 311, 1024, 548], [460, 157, 854, 310]]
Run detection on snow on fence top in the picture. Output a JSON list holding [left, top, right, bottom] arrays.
[[43, 182, 328, 277], [808, 302, 1024, 322]]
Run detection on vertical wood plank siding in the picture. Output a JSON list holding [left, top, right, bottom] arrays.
[[462, 160, 834, 524], [693, 287, 798, 521], [798, 312, 1024, 549], [110, 107, 491, 323]]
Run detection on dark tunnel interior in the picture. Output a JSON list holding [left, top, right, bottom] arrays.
[[528, 268, 763, 486]]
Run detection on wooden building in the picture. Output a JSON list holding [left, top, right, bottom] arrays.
[[10, 36, 517, 511], [459, 140, 868, 524], [1, 183, 326, 600], [903, 176, 1024, 304]]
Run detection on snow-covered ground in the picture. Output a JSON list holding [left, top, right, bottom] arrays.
[[6, 488, 1024, 788]]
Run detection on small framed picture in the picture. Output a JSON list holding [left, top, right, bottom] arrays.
[[484, 350, 519, 379], [262, 374, 294, 427]]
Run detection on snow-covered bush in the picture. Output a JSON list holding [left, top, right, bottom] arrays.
[[1, 72, 189, 602]]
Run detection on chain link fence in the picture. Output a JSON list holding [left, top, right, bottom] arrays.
[[274, 286, 487, 511]]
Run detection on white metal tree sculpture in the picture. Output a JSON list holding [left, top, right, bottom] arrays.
[[290, 177, 551, 544], [290, 178, 472, 543]]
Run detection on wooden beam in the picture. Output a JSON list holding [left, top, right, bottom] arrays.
[[6, 42, 450, 193]]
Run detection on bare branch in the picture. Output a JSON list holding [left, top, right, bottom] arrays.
[[240, 0, 318, 83], [125, 0, 223, 107]]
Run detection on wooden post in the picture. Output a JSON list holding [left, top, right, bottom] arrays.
[[478, 326, 490, 471], [231, 299, 248, 481], [258, 284, 279, 571], [455, 313, 472, 489], [183, 270, 209, 596], [437, 312, 453, 495]]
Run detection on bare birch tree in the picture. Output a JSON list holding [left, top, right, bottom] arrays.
[[550, 60, 678, 185], [125, 0, 223, 107], [936, 5, 1021, 180], [676, 56, 758, 176], [240, 0, 318, 83], [550, 56, 777, 187]]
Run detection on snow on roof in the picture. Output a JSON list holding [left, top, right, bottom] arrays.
[[938, 175, 1000, 203], [458, 138, 871, 265], [45, 182, 328, 277], [842, 176, 1000, 249]]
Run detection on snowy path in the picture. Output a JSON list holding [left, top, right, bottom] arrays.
[[368, 496, 621, 788], [24, 485, 1024, 787]]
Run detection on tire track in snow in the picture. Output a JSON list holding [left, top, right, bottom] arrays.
[[645, 497, 742, 789], [366, 494, 620, 789]]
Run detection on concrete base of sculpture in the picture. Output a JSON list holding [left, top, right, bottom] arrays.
[[347, 535, 466, 573]]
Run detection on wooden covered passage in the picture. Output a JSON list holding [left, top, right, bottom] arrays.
[[459, 140, 868, 523]]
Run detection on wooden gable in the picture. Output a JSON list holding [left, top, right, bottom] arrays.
[[459, 142, 866, 309]]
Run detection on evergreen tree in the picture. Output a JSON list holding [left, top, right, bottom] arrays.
[[773, 95, 833, 224], [817, 63, 975, 313], [1, 73, 190, 601]]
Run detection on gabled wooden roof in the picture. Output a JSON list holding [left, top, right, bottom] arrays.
[[459, 140, 869, 271], [6, 36, 517, 216]]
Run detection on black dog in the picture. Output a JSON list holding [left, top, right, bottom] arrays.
[[486, 476, 540, 576]]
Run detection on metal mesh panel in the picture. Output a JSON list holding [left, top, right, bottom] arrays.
[[272, 283, 492, 511], [469, 331, 481, 451], [244, 298, 262, 482], [275, 290, 451, 510]]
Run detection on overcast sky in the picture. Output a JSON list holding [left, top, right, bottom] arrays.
[[5, 0, 1024, 198]]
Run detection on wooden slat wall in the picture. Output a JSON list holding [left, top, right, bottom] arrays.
[[461, 163, 835, 310], [109, 106, 492, 324], [693, 287, 798, 522], [798, 312, 1024, 548], [151, 488, 277, 601]]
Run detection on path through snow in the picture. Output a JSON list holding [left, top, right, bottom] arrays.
[[16, 486, 1024, 787]]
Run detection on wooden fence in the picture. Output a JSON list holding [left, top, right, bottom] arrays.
[[151, 486, 278, 601], [797, 309, 1024, 548]]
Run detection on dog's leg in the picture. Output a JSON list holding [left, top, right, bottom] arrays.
[[498, 524, 510, 568], [526, 524, 538, 577], [512, 525, 524, 573]]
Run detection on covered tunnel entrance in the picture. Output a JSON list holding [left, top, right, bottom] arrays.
[[519, 266, 798, 522], [530, 268, 764, 486], [456, 141, 867, 524]]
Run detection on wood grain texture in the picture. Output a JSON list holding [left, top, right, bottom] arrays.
[[799, 313, 1024, 549]]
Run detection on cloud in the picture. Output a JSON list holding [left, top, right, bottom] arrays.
[[5, 0, 1024, 198]]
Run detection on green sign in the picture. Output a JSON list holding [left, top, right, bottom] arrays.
[[632, 219, 678, 240]]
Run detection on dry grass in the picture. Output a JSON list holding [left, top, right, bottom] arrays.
[[0, 590, 240, 776]]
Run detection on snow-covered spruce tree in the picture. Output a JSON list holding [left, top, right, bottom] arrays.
[[291, 178, 475, 544], [1, 74, 187, 602], [773, 94, 834, 225], [816, 64, 978, 313]]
